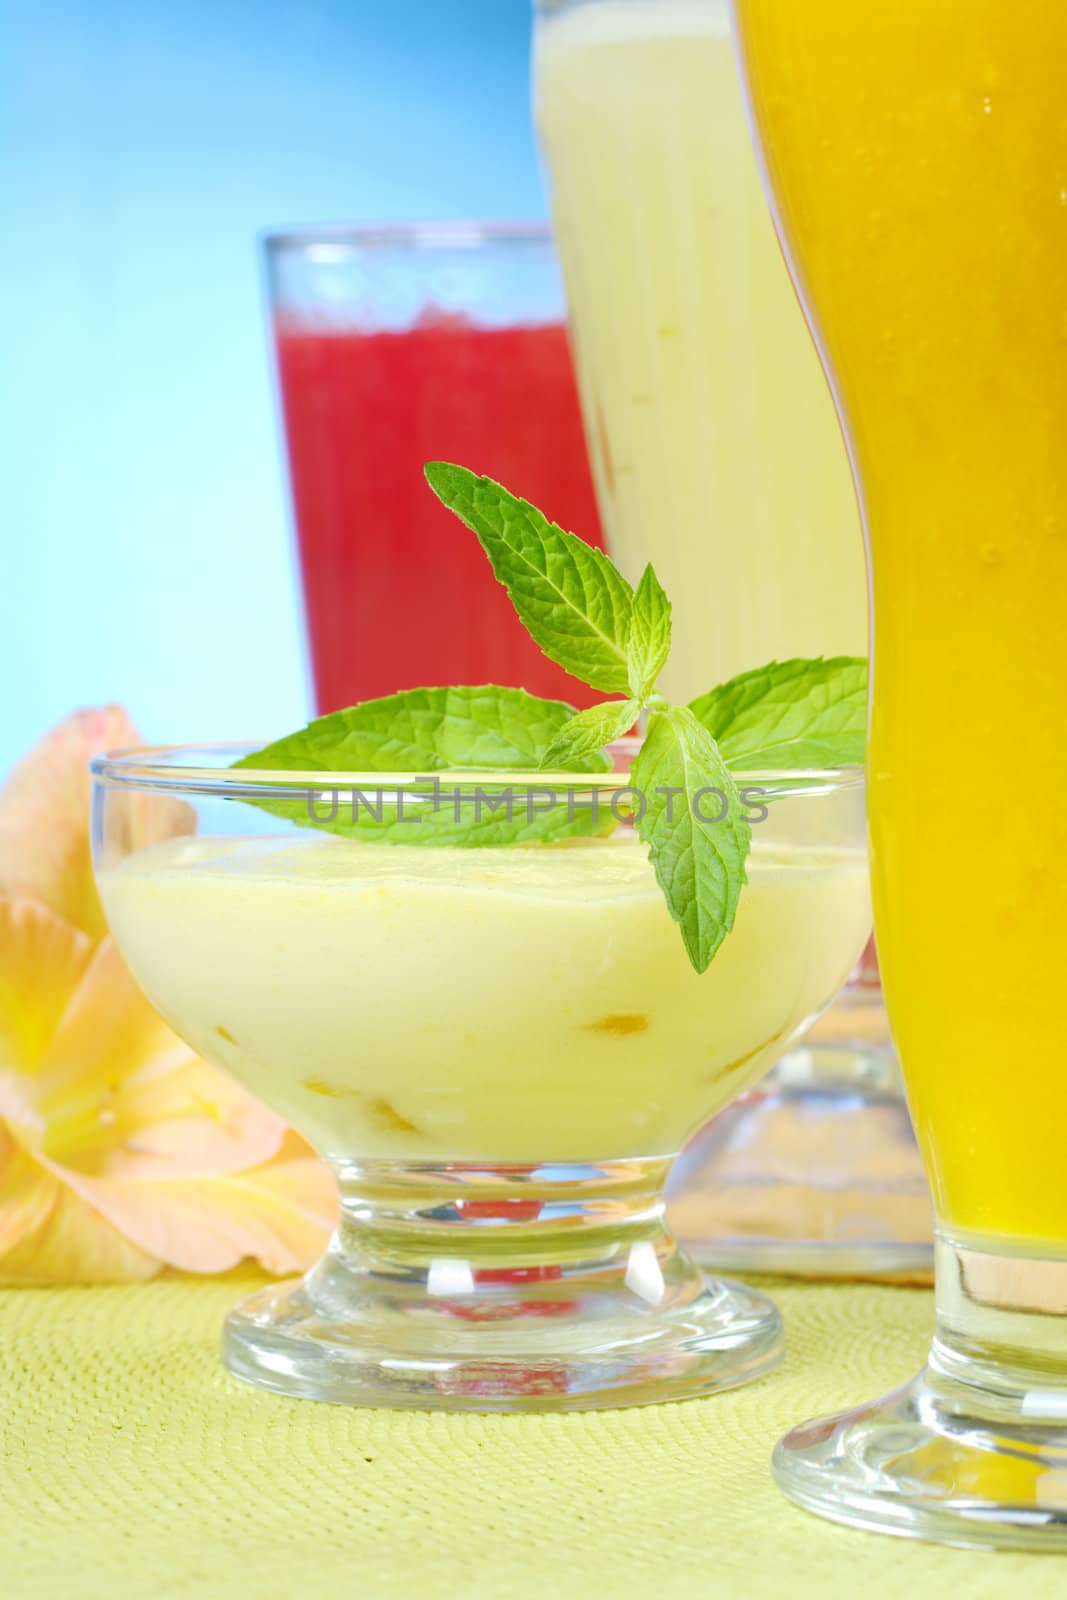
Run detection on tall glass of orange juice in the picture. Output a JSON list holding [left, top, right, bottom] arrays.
[[733, 0, 1067, 1549]]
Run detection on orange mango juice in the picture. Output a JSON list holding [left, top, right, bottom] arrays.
[[733, 1, 1067, 1242]]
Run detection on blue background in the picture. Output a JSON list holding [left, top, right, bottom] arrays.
[[2, 0, 543, 771]]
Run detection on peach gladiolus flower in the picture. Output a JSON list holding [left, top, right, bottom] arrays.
[[0, 708, 338, 1283]]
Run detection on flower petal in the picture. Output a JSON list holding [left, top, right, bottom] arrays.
[[0, 1123, 60, 1255], [0, 707, 141, 939], [36, 938, 289, 1179], [0, 898, 93, 1088], [0, 705, 194, 941], [0, 1168, 161, 1283], [32, 935, 190, 1133], [44, 1137, 337, 1275], [86, 1055, 290, 1181], [0, 711, 335, 1283]]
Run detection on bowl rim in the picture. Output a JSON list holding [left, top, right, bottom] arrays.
[[90, 742, 865, 797]]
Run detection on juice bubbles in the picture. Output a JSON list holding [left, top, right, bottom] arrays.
[[733, 2, 1067, 1242], [267, 230, 606, 713], [534, 0, 867, 700]]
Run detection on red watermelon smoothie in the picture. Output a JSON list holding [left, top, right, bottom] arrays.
[[274, 308, 605, 712]]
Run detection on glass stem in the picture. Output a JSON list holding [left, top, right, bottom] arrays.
[[304, 1156, 690, 1319], [931, 1229, 1067, 1409]]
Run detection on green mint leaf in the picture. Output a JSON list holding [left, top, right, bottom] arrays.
[[538, 698, 639, 769], [235, 684, 612, 776], [631, 705, 751, 974], [627, 564, 672, 699], [689, 657, 868, 770], [425, 463, 635, 693], [233, 685, 614, 848]]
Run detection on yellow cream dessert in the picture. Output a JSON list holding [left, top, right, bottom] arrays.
[[100, 829, 870, 1163]]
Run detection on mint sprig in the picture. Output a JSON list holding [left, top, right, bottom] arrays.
[[627, 564, 672, 700], [538, 699, 639, 770], [239, 466, 866, 974], [690, 657, 867, 769], [235, 685, 615, 847], [424, 463, 635, 694], [632, 707, 751, 972], [234, 684, 611, 777]]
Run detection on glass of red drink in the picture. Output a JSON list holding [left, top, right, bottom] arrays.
[[264, 223, 605, 712]]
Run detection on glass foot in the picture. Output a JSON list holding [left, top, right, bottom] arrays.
[[774, 1369, 1067, 1551], [669, 1032, 932, 1282], [774, 1235, 1067, 1550], [222, 1157, 783, 1411]]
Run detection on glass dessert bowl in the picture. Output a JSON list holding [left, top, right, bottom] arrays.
[[91, 744, 869, 1411]]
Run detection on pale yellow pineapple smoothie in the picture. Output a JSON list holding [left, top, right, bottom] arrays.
[[100, 830, 870, 1164], [534, 0, 867, 699]]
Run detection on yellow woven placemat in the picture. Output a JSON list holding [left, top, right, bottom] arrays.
[[2, 1275, 1061, 1598]]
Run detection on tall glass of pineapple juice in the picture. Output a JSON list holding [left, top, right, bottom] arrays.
[[734, 0, 1067, 1548]]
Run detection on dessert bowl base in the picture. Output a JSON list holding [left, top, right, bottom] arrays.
[[224, 1156, 785, 1410]]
